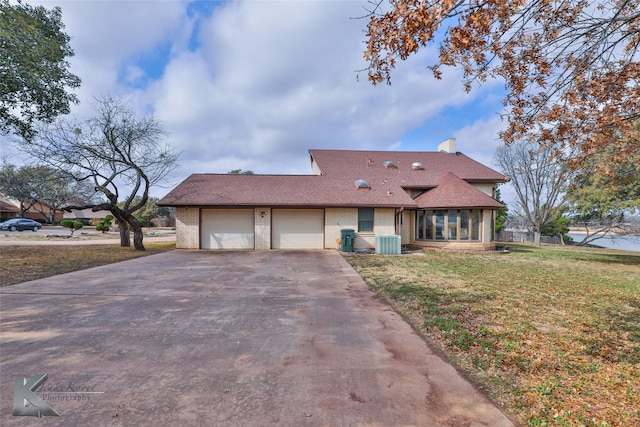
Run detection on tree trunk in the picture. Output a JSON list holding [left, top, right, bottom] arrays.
[[125, 215, 145, 251], [118, 220, 130, 247], [559, 232, 565, 245], [534, 231, 542, 246]]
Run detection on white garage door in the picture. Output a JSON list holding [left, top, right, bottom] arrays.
[[272, 209, 324, 249], [201, 209, 254, 250]]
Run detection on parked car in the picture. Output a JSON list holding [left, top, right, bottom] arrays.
[[0, 218, 42, 232]]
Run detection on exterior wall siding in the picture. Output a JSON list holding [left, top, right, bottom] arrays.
[[324, 207, 396, 250], [175, 207, 200, 249], [324, 208, 357, 249], [473, 183, 495, 197]]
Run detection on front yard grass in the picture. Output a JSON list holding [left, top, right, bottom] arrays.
[[346, 243, 640, 427], [0, 242, 175, 287]]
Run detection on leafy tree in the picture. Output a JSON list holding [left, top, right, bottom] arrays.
[[228, 169, 255, 175], [26, 96, 179, 250], [0, 163, 40, 217], [494, 186, 508, 233], [565, 152, 640, 246], [59, 219, 83, 236], [0, 0, 81, 139], [494, 140, 571, 245], [96, 214, 114, 233], [541, 207, 571, 245], [0, 163, 96, 223], [364, 0, 640, 176], [122, 196, 160, 228]]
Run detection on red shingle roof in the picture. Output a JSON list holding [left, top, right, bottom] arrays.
[[158, 174, 416, 207], [414, 172, 504, 209], [159, 149, 508, 209]]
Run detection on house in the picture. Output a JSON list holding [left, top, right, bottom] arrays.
[[159, 139, 508, 251], [0, 196, 63, 223], [0, 199, 20, 221]]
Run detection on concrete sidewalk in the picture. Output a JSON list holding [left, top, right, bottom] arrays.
[[0, 250, 514, 426]]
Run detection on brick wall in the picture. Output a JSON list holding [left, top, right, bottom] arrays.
[[254, 208, 271, 250], [175, 207, 199, 249]]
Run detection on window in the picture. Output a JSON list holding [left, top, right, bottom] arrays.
[[415, 209, 482, 241], [358, 208, 374, 232]]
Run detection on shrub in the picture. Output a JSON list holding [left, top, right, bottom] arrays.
[[95, 215, 113, 233], [60, 219, 84, 236]]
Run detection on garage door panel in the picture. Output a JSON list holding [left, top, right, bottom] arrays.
[[272, 209, 324, 249], [202, 209, 254, 250]]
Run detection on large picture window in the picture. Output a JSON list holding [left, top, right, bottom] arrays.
[[358, 208, 374, 232], [415, 209, 482, 241]]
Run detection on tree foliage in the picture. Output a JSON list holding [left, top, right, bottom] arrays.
[[494, 186, 508, 233], [27, 97, 179, 250], [59, 219, 83, 236], [541, 206, 571, 244], [565, 148, 640, 245], [0, 0, 81, 139], [96, 214, 114, 233], [494, 140, 570, 245], [364, 0, 640, 174], [0, 163, 95, 222], [228, 169, 255, 175], [119, 196, 160, 228]]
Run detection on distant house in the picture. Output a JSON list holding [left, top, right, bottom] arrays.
[[63, 208, 111, 221], [0, 199, 20, 221], [159, 139, 508, 251], [0, 197, 63, 223]]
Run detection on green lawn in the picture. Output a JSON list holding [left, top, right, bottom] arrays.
[[345, 244, 640, 426]]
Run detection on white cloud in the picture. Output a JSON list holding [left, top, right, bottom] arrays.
[[11, 0, 508, 197]]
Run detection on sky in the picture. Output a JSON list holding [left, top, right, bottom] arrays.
[[3, 0, 510, 199]]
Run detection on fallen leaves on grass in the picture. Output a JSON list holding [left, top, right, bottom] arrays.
[[346, 244, 640, 426]]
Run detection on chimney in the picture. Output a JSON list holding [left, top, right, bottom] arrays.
[[438, 138, 457, 154]]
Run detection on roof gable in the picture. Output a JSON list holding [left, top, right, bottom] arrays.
[[414, 172, 504, 209]]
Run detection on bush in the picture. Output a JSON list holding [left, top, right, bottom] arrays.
[[95, 215, 113, 233], [60, 219, 83, 235]]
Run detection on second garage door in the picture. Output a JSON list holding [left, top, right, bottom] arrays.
[[201, 209, 254, 250], [272, 209, 324, 249]]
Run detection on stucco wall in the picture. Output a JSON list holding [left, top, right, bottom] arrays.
[[324, 207, 396, 250], [175, 207, 199, 249], [474, 183, 495, 197], [324, 208, 357, 249]]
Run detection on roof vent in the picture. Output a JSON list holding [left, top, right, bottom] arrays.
[[412, 162, 424, 170], [383, 160, 397, 169], [355, 179, 371, 190]]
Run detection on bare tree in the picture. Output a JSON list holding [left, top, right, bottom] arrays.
[[495, 141, 570, 245], [26, 97, 179, 250]]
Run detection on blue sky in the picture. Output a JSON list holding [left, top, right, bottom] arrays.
[[5, 0, 510, 198]]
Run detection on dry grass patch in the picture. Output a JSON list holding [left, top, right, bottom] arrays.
[[0, 242, 176, 287], [346, 244, 640, 426]]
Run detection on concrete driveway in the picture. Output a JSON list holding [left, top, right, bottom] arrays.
[[0, 250, 514, 426]]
